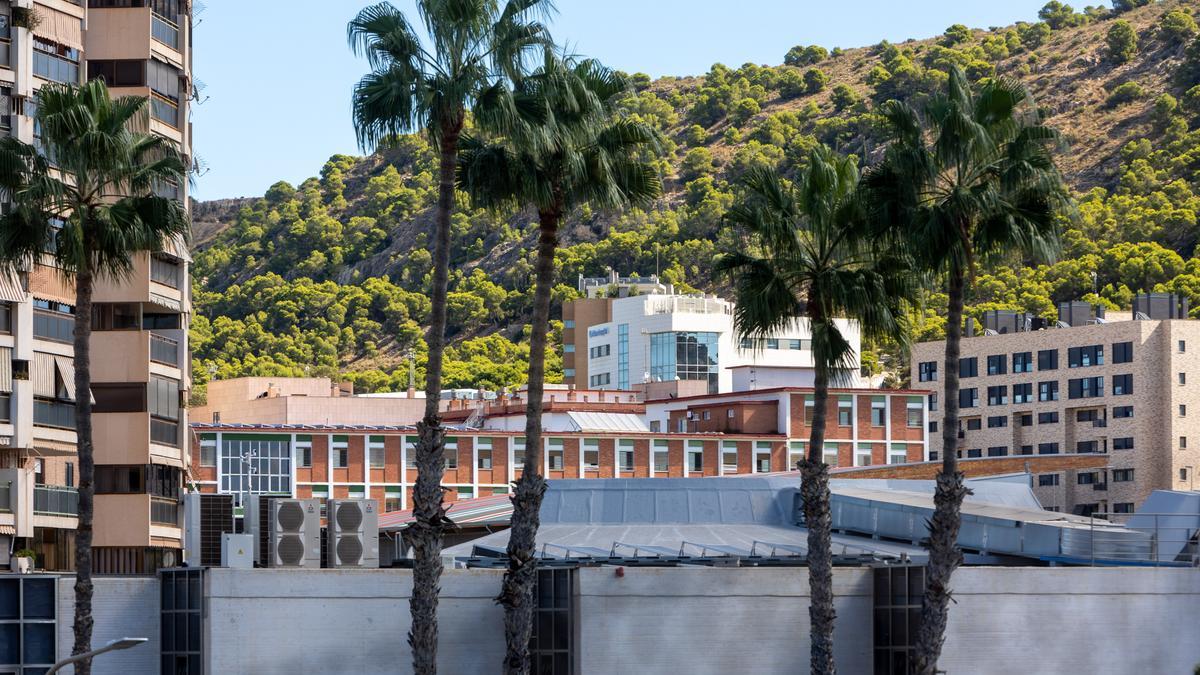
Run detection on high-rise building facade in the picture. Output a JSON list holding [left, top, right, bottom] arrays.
[[912, 304, 1200, 516], [0, 0, 192, 572]]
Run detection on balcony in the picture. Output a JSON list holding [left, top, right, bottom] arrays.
[[94, 252, 185, 310], [151, 496, 179, 526], [150, 95, 179, 128], [151, 14, 180, 50], [33, 485, 79, 517], [150, 333, 180, 367], [33, 400, 75, 430]]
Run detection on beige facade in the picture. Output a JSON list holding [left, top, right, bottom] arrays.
[[912, 319, 1200, 515], [192, 377, 427, 426], [0, 0, 193, 572]]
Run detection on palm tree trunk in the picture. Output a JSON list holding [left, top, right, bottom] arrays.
[[499, 205, 558, 675], [912, 265, 970, 675], [407, 118, 463, 675], [70, 267, 95, 675], [803, 317, 836, 675]]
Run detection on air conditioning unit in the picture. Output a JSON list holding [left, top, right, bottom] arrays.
[[326, 499, 379, 568], [184, 493, 234, 567], [252, 497, 321, 568]]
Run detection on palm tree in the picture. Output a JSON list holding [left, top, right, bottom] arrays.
[[862, 68, 1071, 674], [0, 80, 189, 675], [716, 146, 915, 675], [347, 3, 552, 671], [458, 55, 661, 674]]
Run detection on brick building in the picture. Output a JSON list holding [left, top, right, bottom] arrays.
[[189, 387, 931, 512], [911, 299, 1200, 515]]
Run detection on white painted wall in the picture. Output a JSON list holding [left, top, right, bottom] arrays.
[[576, 566, 874, 673], [940, 567, 1200, 674]]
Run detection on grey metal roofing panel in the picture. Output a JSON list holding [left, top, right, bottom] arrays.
[[566, 411, 650, 433], [541, 478, 788, 525], [445, 522, 928, 562]]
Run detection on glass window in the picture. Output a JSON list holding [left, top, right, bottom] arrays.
[[618, 440, 634, 472], [652, 439, 668, 473], [959, 357, 978, 378], [918, 361, 937, 382], [1038, 474, 1060, 487], [986, 386, 1007, 406], [32, 37, 80, 84], [959, 388, 978, 408], [1113, 406, 1133, 419], [1038, 349, 1058, 370], [1113, 437, 1134, 451], [1112, 341, 1133, 364], [871, 397, 886, 426], [369, 436, 386, 469], [1038, 411, 1059, 424], [583, 439, 599, 470], [1012, 352, 1033, 373], [837, 397, 852, 426], [1067, 376, 1103, 399], [1038, 381, 1059, 402], [906, 399, 922, 427], [986, 354, 1007, 376], [722, 442, 739, 473], [1112, 374, 1133, 396], [1012, 383, 1033, 404], [1067, 345, 1104, 368], [649, 331, 720, 394], [218, 436, 292, 505]]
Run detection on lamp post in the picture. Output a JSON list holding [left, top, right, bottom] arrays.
[[46, 637, 149, 674]]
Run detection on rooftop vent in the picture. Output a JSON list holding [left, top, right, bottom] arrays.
[[1132, 293, 1189, 321], [1057, 302, 1105, 328], [982, 310, 1032, 335]]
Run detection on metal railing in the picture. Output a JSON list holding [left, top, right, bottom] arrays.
[[34, 485, 78, 517], [151, 496, 179, 526], [149, 333, 180, 366], [151, 13, 180, 50], [33, 400, 75, 430], [1085, 512, 1200, 566]]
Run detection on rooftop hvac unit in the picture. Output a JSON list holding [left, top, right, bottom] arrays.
[[247, 494, 285, 566], [326, 499, 380, 568], [184, 493, 235, 567], [268, 498, 321, 567]]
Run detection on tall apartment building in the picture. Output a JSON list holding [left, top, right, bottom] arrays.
[[188, 385, 932, 515], [563, 273, 860, 397], [911, 298, 1200, 516], [0, 0, 192, 572]]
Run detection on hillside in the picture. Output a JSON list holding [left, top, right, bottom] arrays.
[[190, 0, 1200, 394]]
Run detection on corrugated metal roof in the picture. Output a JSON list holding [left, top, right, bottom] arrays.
[[566, 411, 650, 433], [379, 492, 514, 531], [0, 269, 24, 303]]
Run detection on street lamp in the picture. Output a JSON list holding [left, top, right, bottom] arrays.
[[46, 637, 149, 674]]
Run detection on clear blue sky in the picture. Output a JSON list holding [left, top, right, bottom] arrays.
[[192, 0, 1051, 200]]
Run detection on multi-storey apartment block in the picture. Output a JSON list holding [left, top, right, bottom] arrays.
[[188, 385, 931, 514], [563, 272, 860, 397], [912, 298, 1200, 515], [0, 0, 192, 573]]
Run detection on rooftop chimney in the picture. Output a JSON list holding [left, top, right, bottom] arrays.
[[1132, 293, 1190, 320]]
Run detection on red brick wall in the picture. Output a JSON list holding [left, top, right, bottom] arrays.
[[891, 397, 925, 441]]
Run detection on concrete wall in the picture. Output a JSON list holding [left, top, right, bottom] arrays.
[[55, 576, 159, 674], [940, 567, 1200, 675], [205, 568, 506, 674], [576, 566, 874, 674]]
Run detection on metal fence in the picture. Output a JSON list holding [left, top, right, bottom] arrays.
[[33, 485, 78, 517], [1086, 512, 1200, 566]]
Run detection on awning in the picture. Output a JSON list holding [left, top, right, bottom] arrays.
[[0, 525, 14, 536], [162, 234, 192, 263], [32, 352, 55, 398], [0, 347, 11, 394], [33, 7, 83, 51], [0, 269, 23, 303], [53, 355, 92, 403]]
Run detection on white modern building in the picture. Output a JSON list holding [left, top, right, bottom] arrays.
[[564, 291, 860, 396]]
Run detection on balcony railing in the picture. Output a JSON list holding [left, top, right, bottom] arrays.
[[33, 309, 74, 343], [0, 480, 11, 513], [151, 417, 179, 446], [151, 14, 181, 50], [150, 333, 180, 366], [150, 256, 181, 288], [150, 95, 179, 128], [34, 400, 75, 430], [34, 485, 78, 517], [151, 496, 179, 525]]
